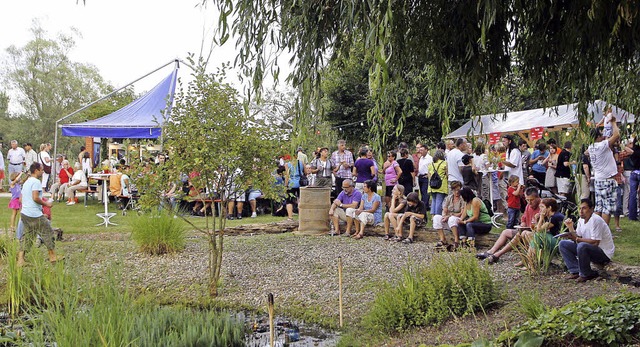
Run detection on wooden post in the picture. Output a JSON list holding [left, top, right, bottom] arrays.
[[338, 256, 343, 328], [268, 293, 275, 347]]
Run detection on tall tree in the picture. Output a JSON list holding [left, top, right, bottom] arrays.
[[2, 20, 110, 146]]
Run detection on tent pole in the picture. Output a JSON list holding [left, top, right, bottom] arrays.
[[53, 59, 179, 167], [160, 60, 180, 150]]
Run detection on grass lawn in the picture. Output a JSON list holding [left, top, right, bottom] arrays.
[[0, 196, 292, 235]]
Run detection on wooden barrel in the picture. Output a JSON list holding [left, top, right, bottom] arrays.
[[295, 186, 331, 235]]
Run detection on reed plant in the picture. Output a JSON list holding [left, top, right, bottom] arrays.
[[21, 265, 245, 346], [130, 211, 187, 255], [513, 229, 561, 275]]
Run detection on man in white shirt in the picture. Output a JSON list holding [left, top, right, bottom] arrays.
[[24, 143, 38, 172], [7, 140, 26, 175], [501, 135, 524, 185], [417, 143, 433, 208], [559, 199, 615, 282], [446, 138, 466, 185], [588, 120, 620, 224]]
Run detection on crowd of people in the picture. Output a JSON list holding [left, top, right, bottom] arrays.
[[3, 111, 638, 278], [281, 115, 638, 282]]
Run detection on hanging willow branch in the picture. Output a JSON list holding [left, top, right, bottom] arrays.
[[210, 0, 640, 147]]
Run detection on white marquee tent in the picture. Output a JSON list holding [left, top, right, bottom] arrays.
[[445, 100, 635, 145]]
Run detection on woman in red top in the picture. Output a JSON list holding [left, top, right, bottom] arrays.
[[50, 160, 74, 201]]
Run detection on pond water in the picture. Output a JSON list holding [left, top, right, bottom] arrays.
[[241, 312, 340, 347]]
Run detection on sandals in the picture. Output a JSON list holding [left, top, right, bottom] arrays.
[[476, 252, 492, 260], [487, 254, 500, 264], [391, 236, 403, 242], [353, 234, 363, 240], [615, 227, 623, 232], [383, 234, 391, 240], [402, 237, 413, 244]]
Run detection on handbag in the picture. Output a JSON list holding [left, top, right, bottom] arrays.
[[39, 153, 52, 174], [298, 160, 309, 187]]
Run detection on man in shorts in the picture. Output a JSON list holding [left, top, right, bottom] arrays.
[[588, 119, 620, 224], [329, 179, 361, 235], [17, 162, 63, 266]]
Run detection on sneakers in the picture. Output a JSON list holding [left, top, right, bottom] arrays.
[[476, 252, 492, 260], [66, 200, 76, 205], [251, 212, 257, 218], [237, 214, 242, 220], [226, 215, 235, 220]]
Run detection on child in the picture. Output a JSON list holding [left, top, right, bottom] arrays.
[[506, 175, 523, 229], [598, 106, 615, 138], [8, 171, 23, 233]]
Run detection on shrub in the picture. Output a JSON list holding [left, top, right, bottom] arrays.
[[363, 253, 497, 333], [130, 212, 187, 255], [498, 293, 640, 346]]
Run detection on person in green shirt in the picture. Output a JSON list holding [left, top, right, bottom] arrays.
[[458, 187, 492, 248]]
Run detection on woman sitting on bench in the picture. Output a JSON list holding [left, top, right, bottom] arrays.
[[65, 162, 88, 205]]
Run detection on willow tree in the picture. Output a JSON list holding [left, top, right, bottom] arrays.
[[210, 0, 640, 149]]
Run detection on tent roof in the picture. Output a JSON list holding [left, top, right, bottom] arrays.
[[444, 100, 635, 139], [61, 68, 178, 139]]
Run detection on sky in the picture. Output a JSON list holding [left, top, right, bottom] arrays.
[[0, 0, 285, 106]]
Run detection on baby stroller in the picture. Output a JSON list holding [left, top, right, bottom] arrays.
[[526, 177, 578, 219]]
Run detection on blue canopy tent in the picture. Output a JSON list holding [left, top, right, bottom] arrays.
[[52, 59, 182, 177], [61, 67, 178, 139]]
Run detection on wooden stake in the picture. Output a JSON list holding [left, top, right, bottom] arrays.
[[268, 293, 275, 347], [338, 256, 343, 328]]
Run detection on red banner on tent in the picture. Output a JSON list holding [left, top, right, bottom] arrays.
[[489, 132, 502, 145], [530, 127, 544, 141]]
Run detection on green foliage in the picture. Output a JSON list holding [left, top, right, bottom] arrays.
[[498, 293, 640, 346], [2, 20, 111, 147], [131, 306, 245, 346], [14, 263, 245, 346], [362, 253, 497, 333], [515, 291, 547, 320], [141, 55, 283, 296], [212, 0, 640, 150], [130, 212, 187, 255]]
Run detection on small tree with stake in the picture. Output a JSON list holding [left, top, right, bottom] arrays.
[[159, 57, 282, 297]]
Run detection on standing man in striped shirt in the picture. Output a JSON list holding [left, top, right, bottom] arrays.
[[331, 140, 354, 197]]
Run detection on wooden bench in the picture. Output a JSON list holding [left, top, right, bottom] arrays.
[[78, 187, 98, 207]]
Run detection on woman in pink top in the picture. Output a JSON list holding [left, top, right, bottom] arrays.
[[383, 151, 403, 211]]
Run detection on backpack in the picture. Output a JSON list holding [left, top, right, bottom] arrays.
[[429, 162, 444, 189], [482, 199, 494, 217]]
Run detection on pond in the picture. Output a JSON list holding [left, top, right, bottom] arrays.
[[242, 311, 340, 347]]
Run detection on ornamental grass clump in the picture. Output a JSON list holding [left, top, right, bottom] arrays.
[[130, 212, 186, 255], [363, 252, 497, 333]]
